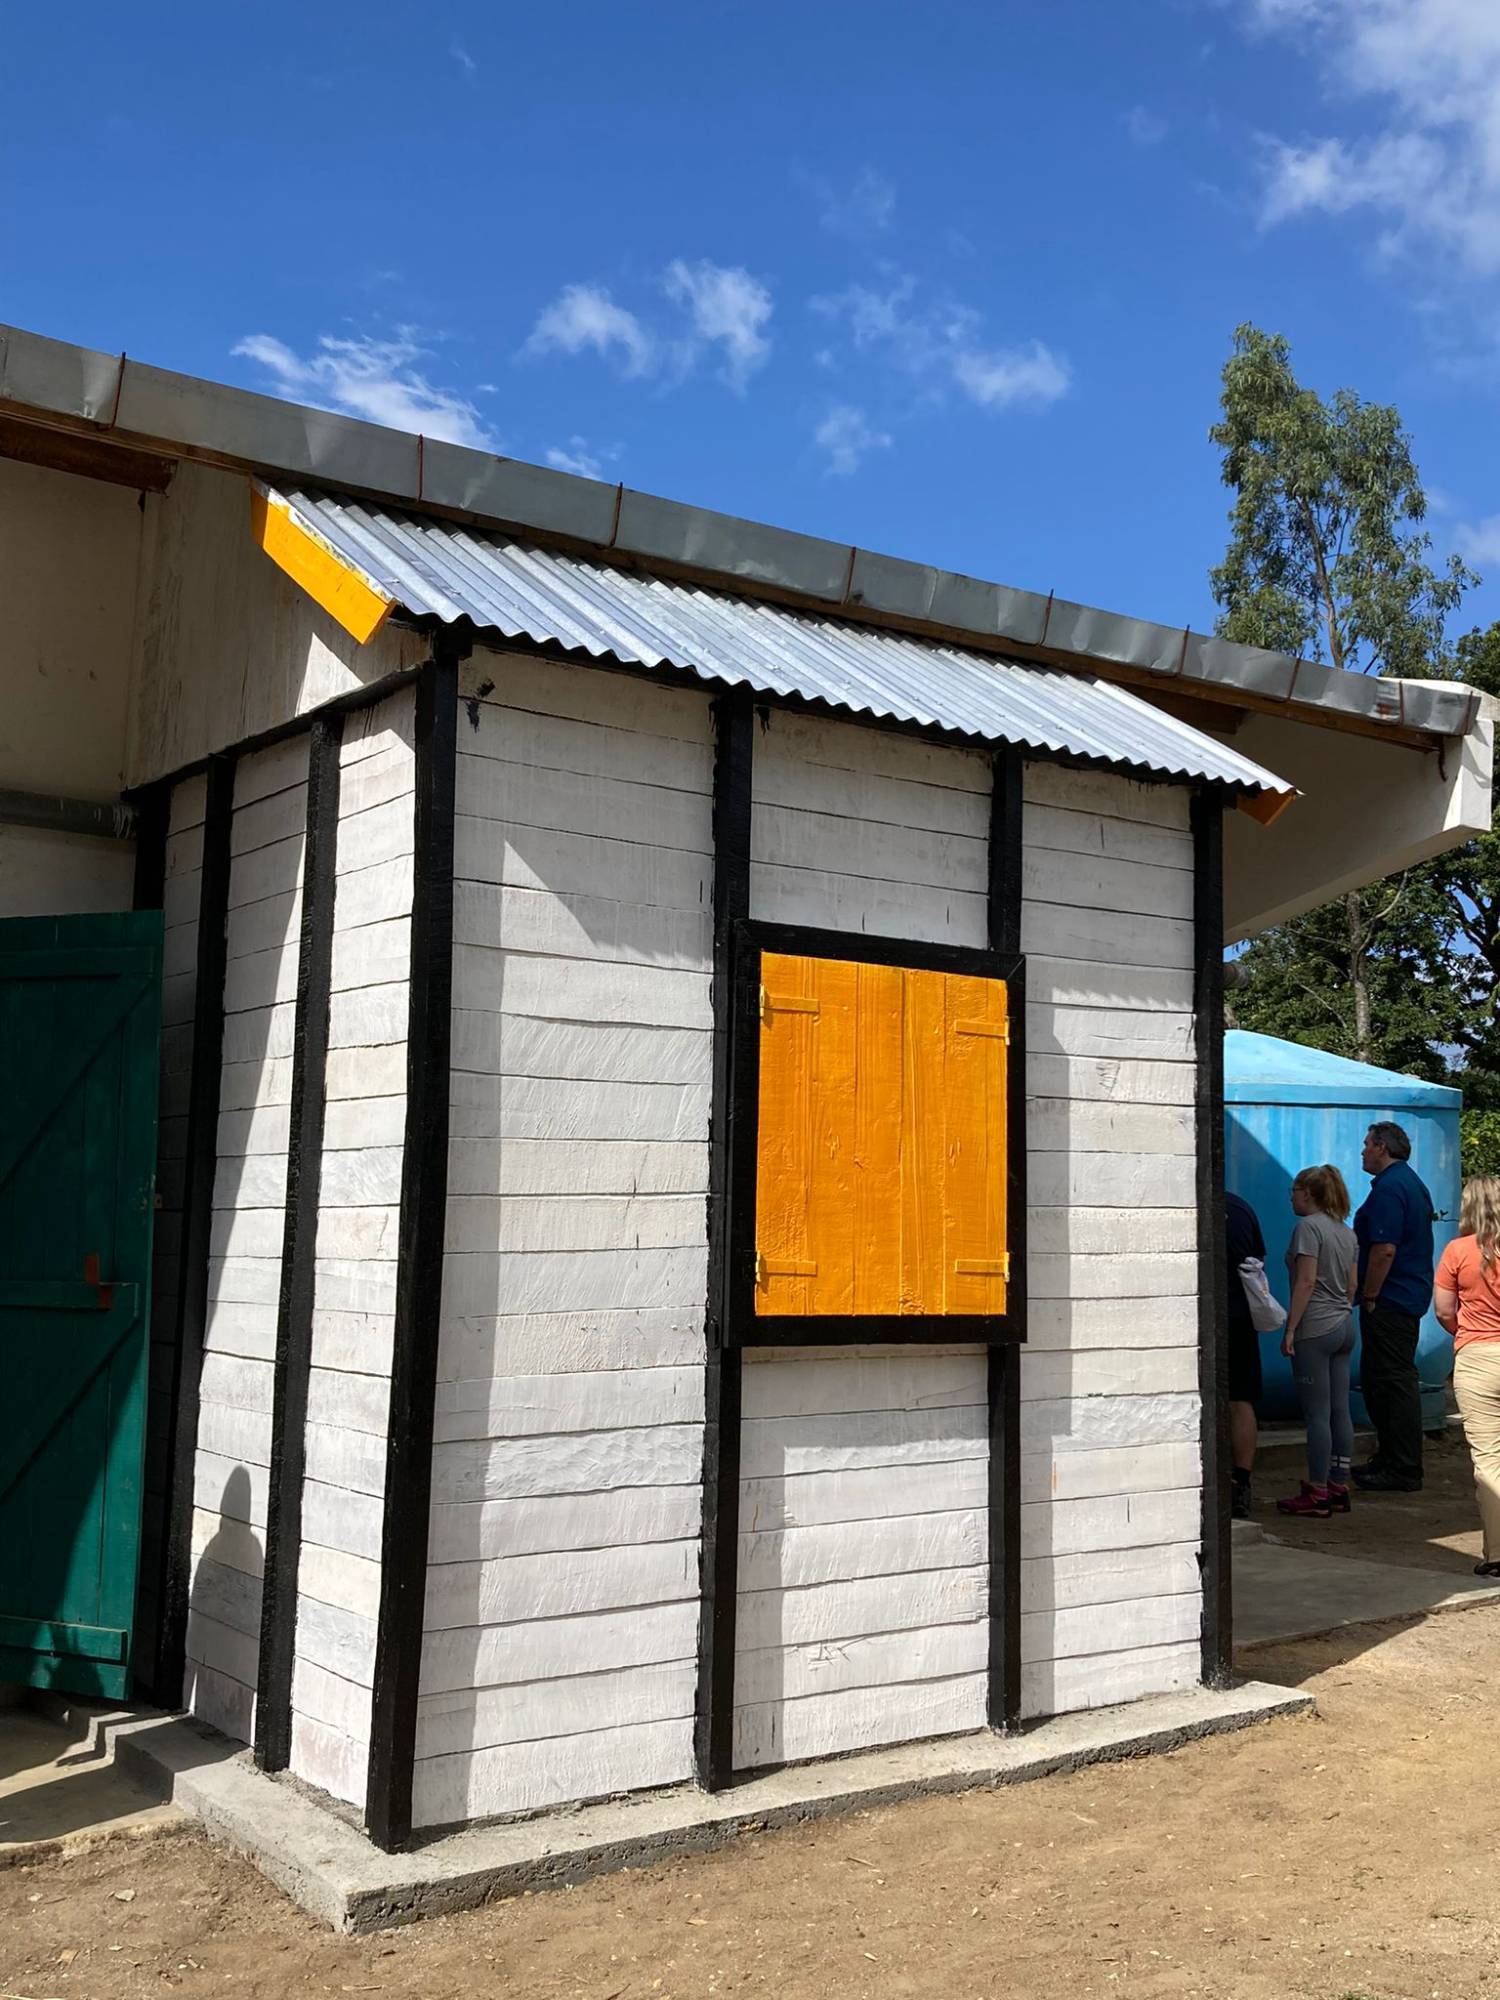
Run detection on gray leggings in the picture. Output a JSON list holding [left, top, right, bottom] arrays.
[[1291, 1316, 1356, 1486]]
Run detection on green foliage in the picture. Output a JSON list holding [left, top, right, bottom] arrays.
[[1210, 324, 1475, 675], [1212, 325, 1495, 1094], [1402, 622, 1500, 1101], [1462, 1110, 1500, 1180], [1229, 881, 1462, 1079]]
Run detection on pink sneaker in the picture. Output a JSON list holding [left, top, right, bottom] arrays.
[[1277, 1482, 1331, 1519], [1325, 1481, 1351, 1514]]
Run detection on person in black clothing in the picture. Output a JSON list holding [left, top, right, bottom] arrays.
[[1226, 1190, 1266, 1519]]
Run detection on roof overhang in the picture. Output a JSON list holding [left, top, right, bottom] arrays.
[[0, 319, 1484, 758]]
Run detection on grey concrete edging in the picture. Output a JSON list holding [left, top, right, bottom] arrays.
[[110, 1679, 1311, 1933]]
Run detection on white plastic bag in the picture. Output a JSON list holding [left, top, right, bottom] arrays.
[[1238, 1256, 1287, 1335]]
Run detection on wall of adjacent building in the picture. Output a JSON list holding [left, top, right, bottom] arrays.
[[0, 454, 142, 916]]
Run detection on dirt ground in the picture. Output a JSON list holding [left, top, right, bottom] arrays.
[[5, 1586, 1499, 2000]]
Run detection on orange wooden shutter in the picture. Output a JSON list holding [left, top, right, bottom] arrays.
[[754, 953, 1008, 1317]]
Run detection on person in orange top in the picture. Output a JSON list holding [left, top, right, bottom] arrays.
[[1433, 1176, 1500, 1579]]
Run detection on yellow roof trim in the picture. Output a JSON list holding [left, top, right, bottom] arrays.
[[249, 483, 395, 645], [1236, 786, 1298, 827]]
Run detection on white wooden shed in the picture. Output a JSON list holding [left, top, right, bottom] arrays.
[[0, 322, 1492, 1856]]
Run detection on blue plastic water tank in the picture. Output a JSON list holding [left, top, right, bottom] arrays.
[[1224, 1029, 1461, 1429]]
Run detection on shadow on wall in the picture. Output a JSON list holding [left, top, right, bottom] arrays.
[[183, 1467, 265, 1746]]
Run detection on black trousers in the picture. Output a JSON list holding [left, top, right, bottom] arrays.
[[1359, 1302, 1423, 1480]]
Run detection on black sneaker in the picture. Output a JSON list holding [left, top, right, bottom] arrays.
[[1351, 1466, 1422, 1492], [1231, 1481, 1252, 1521]]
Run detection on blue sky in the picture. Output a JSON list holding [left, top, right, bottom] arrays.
[[6, 0, 1500, 649]]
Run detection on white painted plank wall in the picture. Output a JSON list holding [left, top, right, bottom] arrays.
[[185, 739, 309, 1745], [737, 710, 993, 1771], [1018, 760, 1201, 1718], [288, 690, 416, 1810], [412, 651, 714, 1831], [141, 774, 208, 1677]]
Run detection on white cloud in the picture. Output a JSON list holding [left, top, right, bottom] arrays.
[[663, 260, 773, 392], [1124, 104, 1169, 146], [950, 342, 1072, 409], [815, 275, 925, 357], [814, 404, 893, 476], [526, 284, 655, 377], [1244, 0, 1500, 273], [1456, 513, 1500, 566], [526, 265, 773, 392], [813, 166, 896, 237], [546, 436, 622, 480], [812, 274, 1072, 413], [232, 330, 494, 447], [450, 38, 477, 76]]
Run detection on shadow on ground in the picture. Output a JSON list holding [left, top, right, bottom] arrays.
[[1253, 1421, 1481, 1574]]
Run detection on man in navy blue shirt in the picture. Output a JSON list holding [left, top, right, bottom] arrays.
[[1352, 1121, 1435, 1491]]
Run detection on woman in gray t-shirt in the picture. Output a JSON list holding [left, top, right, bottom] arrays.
[[1277, 1164, 1359, 1519]]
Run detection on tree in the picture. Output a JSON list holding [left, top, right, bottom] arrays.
[[1228, 879, 1461, 1081], [1210, 324, 1474, 676], [1212, 325, 1479, 1067], [1406, 623, 1500, 1168]]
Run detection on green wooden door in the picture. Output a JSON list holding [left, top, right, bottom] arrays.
[[0, 912, 161, 1698]]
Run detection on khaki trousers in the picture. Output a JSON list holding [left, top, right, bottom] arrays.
[[1454, 1341, 1500, 1563]]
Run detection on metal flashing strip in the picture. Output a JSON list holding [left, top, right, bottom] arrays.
[[255, 484, 1297, 812]]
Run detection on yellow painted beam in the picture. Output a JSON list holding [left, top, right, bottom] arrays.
[[249, 485, 396, 645], [1237, 785, 1298, 827]]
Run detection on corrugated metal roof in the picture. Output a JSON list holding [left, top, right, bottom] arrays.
[[271, 485, 1294, 801]]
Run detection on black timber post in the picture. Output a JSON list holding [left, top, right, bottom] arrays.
[[255, 713, 344, 1771], [696, 688, 754, 1792], [1192, 789, 1232, 1685], [156, 751, 235, 1706], [131, 782, 169, 913], [365, 646, 461, 1851], [987, 747, 1025, 1731], [129, 776, 170, 1694]]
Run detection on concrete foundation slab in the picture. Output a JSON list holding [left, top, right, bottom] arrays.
[[1233, 1539, 1500, 1647], [0, 1699, 186, 1861], [107, 1680, 1310, 1933]]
